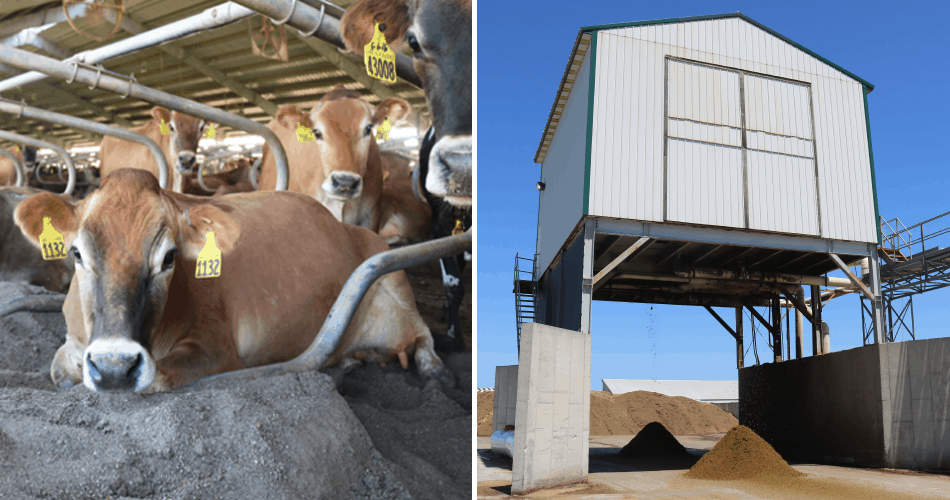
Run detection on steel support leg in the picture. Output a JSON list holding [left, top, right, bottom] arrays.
[[868, 249, 885, 344], [772, 296, 782, 363], [736, 307, 744, 369], [811, 285, 821, 355], [794, 286, 803, 359], [580, 218, 596, 334]]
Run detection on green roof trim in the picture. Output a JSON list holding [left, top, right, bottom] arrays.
[[580, 12, 874, 91], [583, 32, 597, 215], [863, 85, 882, 246]]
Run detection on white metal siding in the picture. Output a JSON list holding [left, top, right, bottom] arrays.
[[586, 19, 876, 243], [666, 59, 744, 228], [536, 49, 591, 275]]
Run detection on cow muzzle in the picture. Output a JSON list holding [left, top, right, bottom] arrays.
[[176, 151, 197, 174], [83, 338, 156, 392], [425, 135, 472, 207], [324, 171, 363, 199]]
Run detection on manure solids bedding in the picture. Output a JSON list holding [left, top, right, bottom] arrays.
[[476, 390, 736, 436], [0, 257, 471, 500]]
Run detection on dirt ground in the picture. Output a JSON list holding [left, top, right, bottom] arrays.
[[477, 390, 737, 436], [477, 431, 950, 500], [0, 256, 471, 500]]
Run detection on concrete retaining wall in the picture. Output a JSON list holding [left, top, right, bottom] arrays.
[[493, 365, 519, 433], [739, 337, 950, 469], [511, 323, 591, 495]]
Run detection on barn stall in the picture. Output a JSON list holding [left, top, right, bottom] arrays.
[[0, 1, 470, 498]]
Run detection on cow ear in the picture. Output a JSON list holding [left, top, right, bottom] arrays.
[[340, 0, 409, 57], [373, 98, 411, 126], [178, 204, 241, 260], [276, 105, 311, 129], [13, 192, 78, 249], [151, 106, 171, 125]]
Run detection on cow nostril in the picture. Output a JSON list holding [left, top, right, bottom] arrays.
[[87, 356, 102, 381], [126, 353, 142, 379]]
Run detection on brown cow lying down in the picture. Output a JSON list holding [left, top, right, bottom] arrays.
[[99, 107, 208, 193], [181, 159, 256, 197], [14, 169, 450, 393], [259, 93, 429, 244], [0, 187, 74, 293]]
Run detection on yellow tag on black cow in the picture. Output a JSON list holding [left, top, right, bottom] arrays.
[[205, 123, 216, 140], [39, 217, 67, 261], [364, 22, 396, 83], [296, 122, 315, 143], [195, 231, 222, 279], [376, 117, 392, 140], [160, 119, 170, 135]]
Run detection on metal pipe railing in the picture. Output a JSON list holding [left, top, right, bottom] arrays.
[[0, 146, 23, 187], [179, 229, 472, 390], [0, 1, 422, 93], [0, 3, 257, 93], [0, 131, 74, 195], [0, 98, 169, 189], [230, 0, 422, 88], [0, 46, 289, 191]]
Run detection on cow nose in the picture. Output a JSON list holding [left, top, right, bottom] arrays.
[[329, 172, 363, 197], [177, 152, 197, 173], [83, 339, 155, 392], [425, 135, 472, 205]]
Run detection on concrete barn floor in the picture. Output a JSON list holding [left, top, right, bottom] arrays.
[[477, 435, 950, 500]]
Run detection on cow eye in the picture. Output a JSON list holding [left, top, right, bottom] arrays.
[[161, 249, 177, 271], [70, 247, 82, 264], [405, 33, 422, 56], [312, 129, 323, 141], [169, 122, 176, 132], [364, 125, 373, 137]]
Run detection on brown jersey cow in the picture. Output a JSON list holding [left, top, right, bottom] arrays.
[[98, 107, 208, 193], [14, 169, 449, 392]]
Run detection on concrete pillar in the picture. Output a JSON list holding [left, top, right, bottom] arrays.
[[735, 307, 744, 369], [511, 323, 592, 495], [493, 365, 519, 433], [811, 285, 822, 355], [795, 286, 804, 359], [579, 219, 595, 334], [772, 296, 782, 363]]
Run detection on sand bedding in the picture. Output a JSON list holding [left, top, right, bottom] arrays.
[[685, 424, 804, 480]]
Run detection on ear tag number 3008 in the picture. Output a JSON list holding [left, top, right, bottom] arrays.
[[39, 217, 67, 261], [195, 231, 222, 279], [364, 22, 397, 83]]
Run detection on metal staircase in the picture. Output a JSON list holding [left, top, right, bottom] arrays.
[[514, 253, 537, 356]]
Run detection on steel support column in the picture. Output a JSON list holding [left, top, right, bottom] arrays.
[[580, 218, 595, 334], [795, 286, 803, 359], [771, 296, 782, 363], [868, 250, 885, 344], [811, 285, 821, 355], [736, 307, 744, 369]]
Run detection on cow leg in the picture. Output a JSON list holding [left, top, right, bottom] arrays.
[[413, 334, 455, 390], [50, 337, 85, 388]]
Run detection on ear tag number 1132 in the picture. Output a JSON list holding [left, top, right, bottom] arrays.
[[39, 217, 67, 261], [195, 231, 222, 279], [364, 22, 397, 83]]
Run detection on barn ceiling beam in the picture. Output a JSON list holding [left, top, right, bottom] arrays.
[[593, 237, 653, 292], [290, 29, 403, 102], [119, 13, 279, 117], [0, 3, 90, 39], [0, 30, 72, 59], [36, 82, 135, 128]]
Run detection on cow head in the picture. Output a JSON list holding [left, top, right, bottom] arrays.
[[305, 85, 410, 200], [14, 169, 240, 392], [342, 0, 472, 207], [150, 107, 208, 175]]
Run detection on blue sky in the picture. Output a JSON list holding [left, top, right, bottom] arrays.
[[476, 0, 950, 389]]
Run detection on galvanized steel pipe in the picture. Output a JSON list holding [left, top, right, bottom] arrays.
[[231, 0, 422, 88], [0, 2, 257, 93], [0, 147, 23, 187], [0, 46, 289, 191], [0, 131, 74, 195], [179, 230, 473, 390], [0, 99, 169, 189]]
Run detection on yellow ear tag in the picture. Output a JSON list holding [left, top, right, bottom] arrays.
[[39, 217, 67, 261], [195, 231, 222, 279], [205, 123, 216, 140], [364, 22, 397, 83], [14, 146, 19, 153], [160, 119, 170, 135], [452, 219, 464, 236], [296, 122, 315, 143], [376, 117, 392, 140]]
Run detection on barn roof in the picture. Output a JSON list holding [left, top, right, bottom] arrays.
[[0, 0, 428, 149], [534, 12, 874, 164]]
